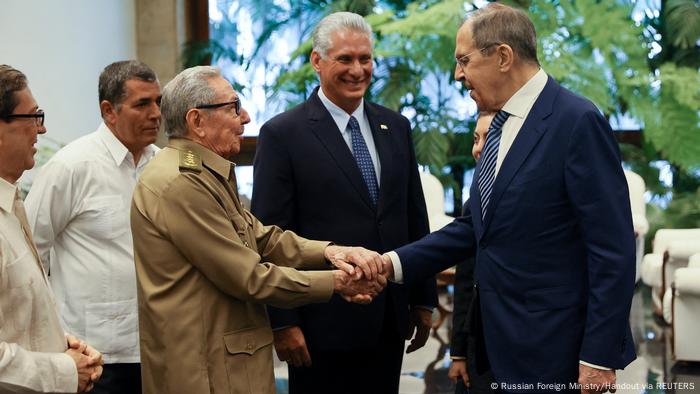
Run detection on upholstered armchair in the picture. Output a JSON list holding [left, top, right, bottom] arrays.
[[670, 254, 700, 362], [641, 229, 700, 318], [419, 172, 454, 232]]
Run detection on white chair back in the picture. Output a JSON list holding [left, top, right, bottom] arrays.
[[419, 172, 454, 232]]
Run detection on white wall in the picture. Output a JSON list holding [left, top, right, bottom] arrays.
[[1, 0, 136, 146]]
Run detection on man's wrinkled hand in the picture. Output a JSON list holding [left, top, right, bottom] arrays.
[[324, 245, 383, 280], [405, 307, 432, 353], [65, 342, 103, 393], [273, 326, 311, 367], [66, 335, 103, 388], [579, 364, 616, 394], [448, 359, 470, 387], [332, 270, 387, 304]]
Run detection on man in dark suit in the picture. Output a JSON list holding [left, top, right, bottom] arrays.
[[251, 11, 437, 394], [382, 3, 636, 393]]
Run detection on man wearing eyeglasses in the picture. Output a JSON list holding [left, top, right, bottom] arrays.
[[130, 65, 386, 394], [381, 3, 637, 394], [0, 64, 104, 393], [24, 60, 161, 394], [252, 11, 436, 394]]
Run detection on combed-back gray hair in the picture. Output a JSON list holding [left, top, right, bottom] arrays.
[[466, 3, 539, 65], [0, 65, 28, 119], [161, 66, 220, 138], [98, 60, 158, 114], [312, 12, 373, 59]]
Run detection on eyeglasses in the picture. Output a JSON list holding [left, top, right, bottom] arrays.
[[455, 43, 501, 71], [195, 98, 241, 117], [2, 110, 45, 127]]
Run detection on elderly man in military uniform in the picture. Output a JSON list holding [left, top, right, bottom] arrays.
[[130, 65, 386, 394]]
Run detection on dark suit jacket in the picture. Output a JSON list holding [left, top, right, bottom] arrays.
[[251, 88, 437, 351], [396, 77, 637, 390]]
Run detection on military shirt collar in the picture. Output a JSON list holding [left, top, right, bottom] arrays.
[[168, 138, 234, 180]]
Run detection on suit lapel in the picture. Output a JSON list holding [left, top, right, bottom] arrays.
[[306, 91, 375, 210], [364, 102, 392, 214], [480, 77, 559, 236]]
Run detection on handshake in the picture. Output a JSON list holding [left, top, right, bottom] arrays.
[[324, 245, 395, 304]]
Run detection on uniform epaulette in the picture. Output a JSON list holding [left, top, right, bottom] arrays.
[[179, 150, 202, 173]]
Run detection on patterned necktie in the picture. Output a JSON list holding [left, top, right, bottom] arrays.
[[348, 115, 379, 206], [477, 110, 510, 219]]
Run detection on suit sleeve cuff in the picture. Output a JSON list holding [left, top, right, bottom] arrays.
[[386, 251, 404, 283], [579, 360, 612, 370]]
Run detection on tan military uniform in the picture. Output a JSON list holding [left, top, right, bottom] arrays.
[[131, 138, 334, 394]]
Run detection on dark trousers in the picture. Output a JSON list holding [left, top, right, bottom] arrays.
[[288, 304, 404, 394], [91, 363, 142, 394]]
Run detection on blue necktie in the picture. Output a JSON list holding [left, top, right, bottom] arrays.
[[477, 110, 510, 219], [348, 116, 379, 206]]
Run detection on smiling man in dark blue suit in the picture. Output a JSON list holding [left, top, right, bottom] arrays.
[[251, 12, 437, 394], [383, 3, 636, 394]]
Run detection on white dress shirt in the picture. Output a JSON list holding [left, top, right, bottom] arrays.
[[318, 87, 381, 185], [25, 123, 158, 364], [0, 178, 77, 393], [387, 69, 610, 370]]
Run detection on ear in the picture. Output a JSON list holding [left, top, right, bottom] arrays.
[[185, 108, 206, 138], [311, 50, 323, 73], [100, 100, 118, 127], [497, 44, 514, 72]]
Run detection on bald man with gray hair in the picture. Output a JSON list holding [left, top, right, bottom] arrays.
[[132, 65, 387, 394]]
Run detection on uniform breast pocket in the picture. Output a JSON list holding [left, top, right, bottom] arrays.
[[81, 196, 128, 240]]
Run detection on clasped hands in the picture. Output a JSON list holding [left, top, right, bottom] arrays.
[[324, 245, 392, 304], [65, 335, 104, 393]]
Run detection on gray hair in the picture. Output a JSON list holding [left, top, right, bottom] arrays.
[[161, 66, 220, 138], [312, 12, 373, 59], [465, 3, 539, 65], [98, 60, 158, 115], [0, 65, 28, 119]]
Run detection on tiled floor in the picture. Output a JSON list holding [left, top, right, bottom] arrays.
[[273, 285, 700, 393]]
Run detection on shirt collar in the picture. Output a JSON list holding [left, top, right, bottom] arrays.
[[168, 138, 234, 180], [501, 68, 548, 119], [0, 177, 18, 213], [318, 86, 365, 132], [97, 122, 158, 167]]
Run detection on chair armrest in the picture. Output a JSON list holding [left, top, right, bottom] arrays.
[[674, 268, 700, 296], [688, 253, 700, 268], [631, 213, 649, 236], [662, 289, 673, 324], [668, 240, 700, 260], [641, 253, 663, 288]]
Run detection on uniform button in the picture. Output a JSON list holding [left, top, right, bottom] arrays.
[[246, 343, 253, 350], [244, 241, 249, 247]]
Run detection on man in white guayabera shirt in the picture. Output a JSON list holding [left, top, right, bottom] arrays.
[[25, 60, 161, 394], [0, 64, 103, 393]]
